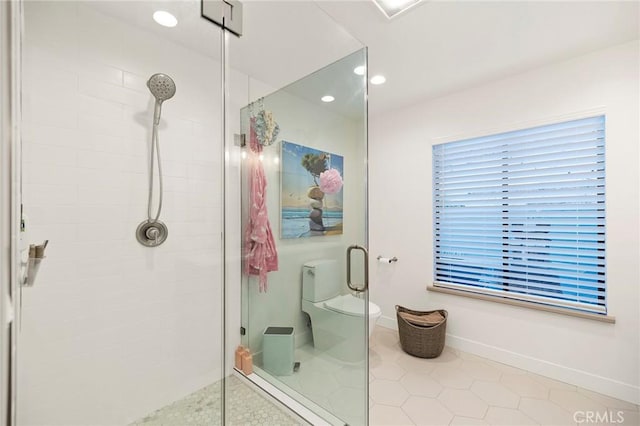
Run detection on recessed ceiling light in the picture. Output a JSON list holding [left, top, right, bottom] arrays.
[[353, 65, 366, 76], [370, 75, 386, 85], [321, 95, 335, 103], [153, 11, 178, 28], [372, 0, 423, 19]]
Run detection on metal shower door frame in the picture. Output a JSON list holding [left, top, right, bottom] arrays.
[[0, 0, 23, 424]]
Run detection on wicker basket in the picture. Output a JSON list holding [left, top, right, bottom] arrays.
[[396, 305, 447, 358]]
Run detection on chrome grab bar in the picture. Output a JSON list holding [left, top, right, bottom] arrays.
[[347, 244, 369, 292]]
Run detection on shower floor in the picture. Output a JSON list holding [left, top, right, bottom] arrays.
[[131, 374, 304, 425]]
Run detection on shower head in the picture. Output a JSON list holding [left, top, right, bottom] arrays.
[[147, 73, 176, 125], [147, 73, 176, 101]]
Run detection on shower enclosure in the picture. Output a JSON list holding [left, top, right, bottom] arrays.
[[15, 2, 226, 423], [238, 50, 369, 425], [0, 0, 367, 424]]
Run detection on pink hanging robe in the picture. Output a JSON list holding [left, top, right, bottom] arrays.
[[244, 117, 278, 292]]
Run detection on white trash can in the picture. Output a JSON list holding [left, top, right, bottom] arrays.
[[263, 327, 294, 376]]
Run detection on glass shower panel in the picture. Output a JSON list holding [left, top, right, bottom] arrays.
[[237, 49, 368, 425], [17, 1, 225, 424]]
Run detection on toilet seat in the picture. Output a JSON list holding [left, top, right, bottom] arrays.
[[323, 294, 381, 318]]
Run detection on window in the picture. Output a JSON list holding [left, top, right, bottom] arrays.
[[432, 115, 606, 314]]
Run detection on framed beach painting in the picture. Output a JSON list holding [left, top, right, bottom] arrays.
[[281, 141, 344, 239]]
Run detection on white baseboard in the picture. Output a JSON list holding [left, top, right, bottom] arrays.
[[377, 315, 398, 331], [376, 317, 640, 405]]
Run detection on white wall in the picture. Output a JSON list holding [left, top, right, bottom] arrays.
[[369, 41, 640, 404], [19, 3, 224, 424]]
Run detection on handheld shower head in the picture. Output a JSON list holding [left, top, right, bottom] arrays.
[[147, 73, 176, 125], [148, 73, 176, 101]]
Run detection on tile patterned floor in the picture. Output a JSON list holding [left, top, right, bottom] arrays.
[[369, 326, 640, 426], [131, 375, 303, 426], [130, 327, 638, 426]]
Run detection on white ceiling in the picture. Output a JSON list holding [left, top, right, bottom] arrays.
[[317, 0, 640, 114], [88, 0, 639, 115]]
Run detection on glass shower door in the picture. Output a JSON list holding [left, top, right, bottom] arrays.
[[238, 49, 369, 425]]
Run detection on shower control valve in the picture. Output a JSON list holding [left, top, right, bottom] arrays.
[[136, 220, 168, 247]]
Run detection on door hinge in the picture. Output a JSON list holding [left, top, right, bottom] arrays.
[[201, 0, 243, 37]]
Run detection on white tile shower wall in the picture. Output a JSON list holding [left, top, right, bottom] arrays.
[[19, 3, 224, 425], [369, 41, 640, 404]]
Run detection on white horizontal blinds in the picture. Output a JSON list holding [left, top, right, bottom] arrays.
[[433, 115, 606, 314]]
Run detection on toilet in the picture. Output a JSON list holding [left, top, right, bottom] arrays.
[[301, 259, 382, 363]]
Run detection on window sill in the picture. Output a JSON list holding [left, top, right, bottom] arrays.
[[427, 284, 616, 324]]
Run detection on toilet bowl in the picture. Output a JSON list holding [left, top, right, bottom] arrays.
[[301, 259, 382, 363]]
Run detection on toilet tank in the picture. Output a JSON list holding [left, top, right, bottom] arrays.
[[302, 259, 340, 302]]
